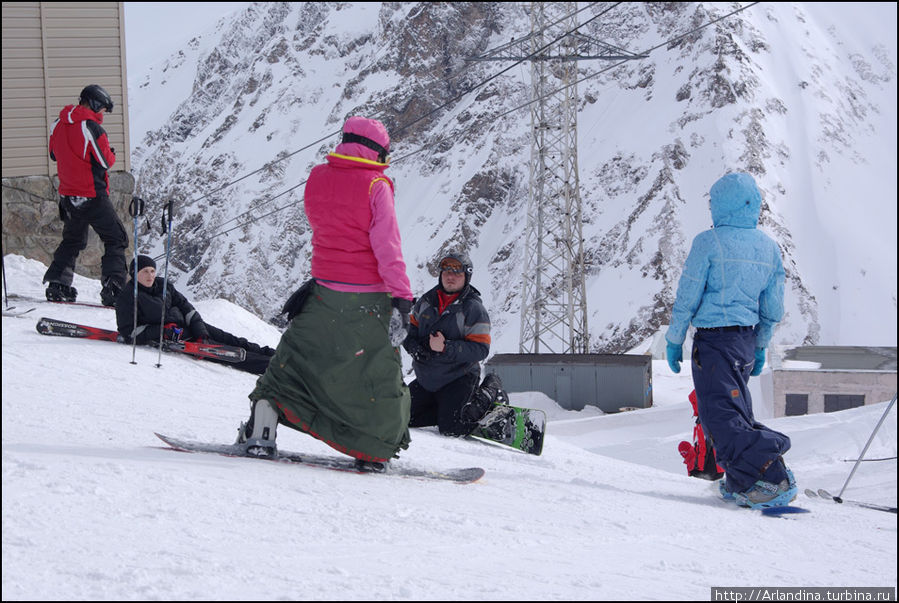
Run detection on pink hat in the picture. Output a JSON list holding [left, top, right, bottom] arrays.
[[336, 116, 390, 162]]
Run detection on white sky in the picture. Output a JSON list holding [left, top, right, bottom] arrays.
[[123, 2, 250, 78]]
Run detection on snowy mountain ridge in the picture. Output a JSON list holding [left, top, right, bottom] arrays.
[[129, 2, 898, 351]]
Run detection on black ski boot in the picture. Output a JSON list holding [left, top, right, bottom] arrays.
[[461, 373, 509, 423], [100, 278, 123, 307], [45, 282, 77, 302]]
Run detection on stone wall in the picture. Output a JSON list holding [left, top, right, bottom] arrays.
[[2, 171, 135, 279]]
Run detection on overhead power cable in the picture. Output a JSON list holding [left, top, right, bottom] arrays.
[[186, 2, 609, 234], [153, 3, 760, 252], [197, 2, 618, 242]]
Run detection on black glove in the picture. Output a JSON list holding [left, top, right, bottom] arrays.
[[408, 341, 431, 363], [282, 279, 314, 321], [58, 197, 70, 222], [388, 297, 412, 347]]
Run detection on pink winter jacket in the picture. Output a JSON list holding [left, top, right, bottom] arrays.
[[304, 151, 413, 301]]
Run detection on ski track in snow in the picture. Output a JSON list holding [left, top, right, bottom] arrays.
[[2, 255, 896, 600]]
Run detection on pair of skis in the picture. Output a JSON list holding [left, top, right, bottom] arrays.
[[34, 317, 247, 363], [804, 488, 896, 514]]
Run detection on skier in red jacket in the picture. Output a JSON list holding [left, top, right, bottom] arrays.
[[42, 84, 129, 307]]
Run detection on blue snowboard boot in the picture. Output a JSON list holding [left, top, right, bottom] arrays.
[[735, 467, 797, 509], [719, 480, 736, 502]]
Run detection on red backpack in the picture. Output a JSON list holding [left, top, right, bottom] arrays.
[[678, 390, 724, 480]]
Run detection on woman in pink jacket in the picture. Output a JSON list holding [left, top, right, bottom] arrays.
[[238, 117, 415, 471]]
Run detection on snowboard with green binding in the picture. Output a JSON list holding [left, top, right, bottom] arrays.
[[470, 404, 546, 455]]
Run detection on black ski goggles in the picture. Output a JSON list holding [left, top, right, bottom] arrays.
[[341, 132, 389, 163]]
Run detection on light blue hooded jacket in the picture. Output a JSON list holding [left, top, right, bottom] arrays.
[[666, 173, 785, 349]]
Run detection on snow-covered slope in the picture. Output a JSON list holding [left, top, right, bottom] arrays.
[[127, 2, 897, 352], [3, 256, 895, 599]]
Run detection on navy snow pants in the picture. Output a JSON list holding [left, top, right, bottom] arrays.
[[691, 327, 791, 493]]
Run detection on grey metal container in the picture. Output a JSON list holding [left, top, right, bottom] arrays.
[[485, 354, 653, 413]]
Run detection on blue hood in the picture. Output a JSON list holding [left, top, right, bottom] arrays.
[[709, 172, 762, 228]]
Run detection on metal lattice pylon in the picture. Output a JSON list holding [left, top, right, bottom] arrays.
[[519, 2, 588, 353], [466, 2, 644, 353]]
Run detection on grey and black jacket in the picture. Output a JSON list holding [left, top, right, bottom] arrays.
[[403, 284, 491, 392]]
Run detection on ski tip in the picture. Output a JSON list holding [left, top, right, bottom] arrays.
[[449, 467, 486, 483], [761, 505, 810, 517], [154, 432, 179, 447]]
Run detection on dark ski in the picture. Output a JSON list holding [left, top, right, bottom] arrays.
[[161, 340, 247, 362], [154, 433, 485, 484], [35, 317, 247, 363], [6, 293, 113, 309], [36, 316, 120, 341]]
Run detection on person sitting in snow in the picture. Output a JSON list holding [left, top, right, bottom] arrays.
[[115, 255, 275, 375], [404, 250, 507, 437], [665, 171, 794, 509]]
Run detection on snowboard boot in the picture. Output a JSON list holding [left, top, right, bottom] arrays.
[[354, 459, 389, 473], [719, 480, 736, 502], [461, 373, 509, 423], [476, 405, 516, 441], [100, 278, 123, 307], [236, 399, 279, 458], [734, 466, 797, 509], [46, 282, 77, 302]]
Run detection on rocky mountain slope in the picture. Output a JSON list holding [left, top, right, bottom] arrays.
[[129, 2, 897, 351]]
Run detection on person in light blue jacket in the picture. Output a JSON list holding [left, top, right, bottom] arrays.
[[666, 172, 795, 509]]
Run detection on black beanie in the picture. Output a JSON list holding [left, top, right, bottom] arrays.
[[129, 254, 156, 276]]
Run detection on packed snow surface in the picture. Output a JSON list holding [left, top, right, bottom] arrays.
[[2, 255, 896, 600]]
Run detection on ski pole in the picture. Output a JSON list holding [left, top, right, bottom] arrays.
[[128, 196, 145, 365], [1, 240, 9, 308], [834, 393, 897, 503], [155, 200, 175, 368]]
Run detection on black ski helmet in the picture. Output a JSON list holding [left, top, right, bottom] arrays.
[[437, 250, 473, 288], [79, 84, 114, 113]]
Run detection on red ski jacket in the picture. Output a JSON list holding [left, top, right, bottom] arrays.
[[48, 104, 116, 198]]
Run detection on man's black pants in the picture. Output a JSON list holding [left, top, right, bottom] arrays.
[[43, 195, 128, 287], [408, 373, 480, 436]]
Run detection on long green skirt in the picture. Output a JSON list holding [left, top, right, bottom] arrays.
[[250, 283, 411, 461]]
